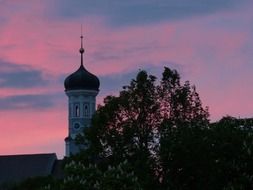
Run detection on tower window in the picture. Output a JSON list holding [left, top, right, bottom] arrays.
[[83, 103, 90, 117], [75, 105, 80, 117]]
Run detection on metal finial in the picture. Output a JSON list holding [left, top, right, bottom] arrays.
[[79, 25, 85, 66], [79, 35, 84, 54], [79, 25, 84, 54]]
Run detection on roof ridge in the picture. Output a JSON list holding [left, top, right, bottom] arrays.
[[0, 153, 57, 157]]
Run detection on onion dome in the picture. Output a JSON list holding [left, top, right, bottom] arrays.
[[64, 65, 100, 91], [64, 35, 100, 91]]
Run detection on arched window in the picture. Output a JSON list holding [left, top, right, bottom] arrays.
[[75, 105, 80, 117], [83, 103, 90, 117]]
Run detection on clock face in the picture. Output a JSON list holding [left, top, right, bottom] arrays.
[[74, 123, 80, 130]]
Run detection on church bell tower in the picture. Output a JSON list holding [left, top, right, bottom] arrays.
[[64, 35, 100, 157]]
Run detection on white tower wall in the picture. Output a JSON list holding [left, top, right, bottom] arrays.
[[65, 89, 98, 157]]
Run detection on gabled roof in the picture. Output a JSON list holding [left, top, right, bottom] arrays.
[[0, 153, 57, 184]]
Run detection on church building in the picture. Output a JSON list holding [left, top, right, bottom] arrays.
[[64, 35, 100, 156], [0, 35, 100, 186]]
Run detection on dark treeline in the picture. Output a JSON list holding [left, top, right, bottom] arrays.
[[8, 67, 253, 190]]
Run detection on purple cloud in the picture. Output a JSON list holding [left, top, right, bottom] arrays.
[[0, 60, 48, 88], [51, 0, 250, 26]]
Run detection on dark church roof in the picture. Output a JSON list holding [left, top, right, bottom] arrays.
[[64, 35, 100, 91], [0, 153, 60, 184], [64, 64, 100, 91]]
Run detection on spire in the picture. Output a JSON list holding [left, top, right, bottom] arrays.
[[79, 25, 85, 66]]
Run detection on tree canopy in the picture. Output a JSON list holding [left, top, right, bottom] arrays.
[[77, 67, 210, 189], [9, 67, 253, 190]]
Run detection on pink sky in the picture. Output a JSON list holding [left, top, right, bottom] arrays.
[[0, 0, 253, 158]]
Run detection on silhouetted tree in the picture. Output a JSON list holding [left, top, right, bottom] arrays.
[[78, 67, 209, 189], [159, 116, 253, 190], [12, 68, 253, 190], [62, 160, 142, 190]]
